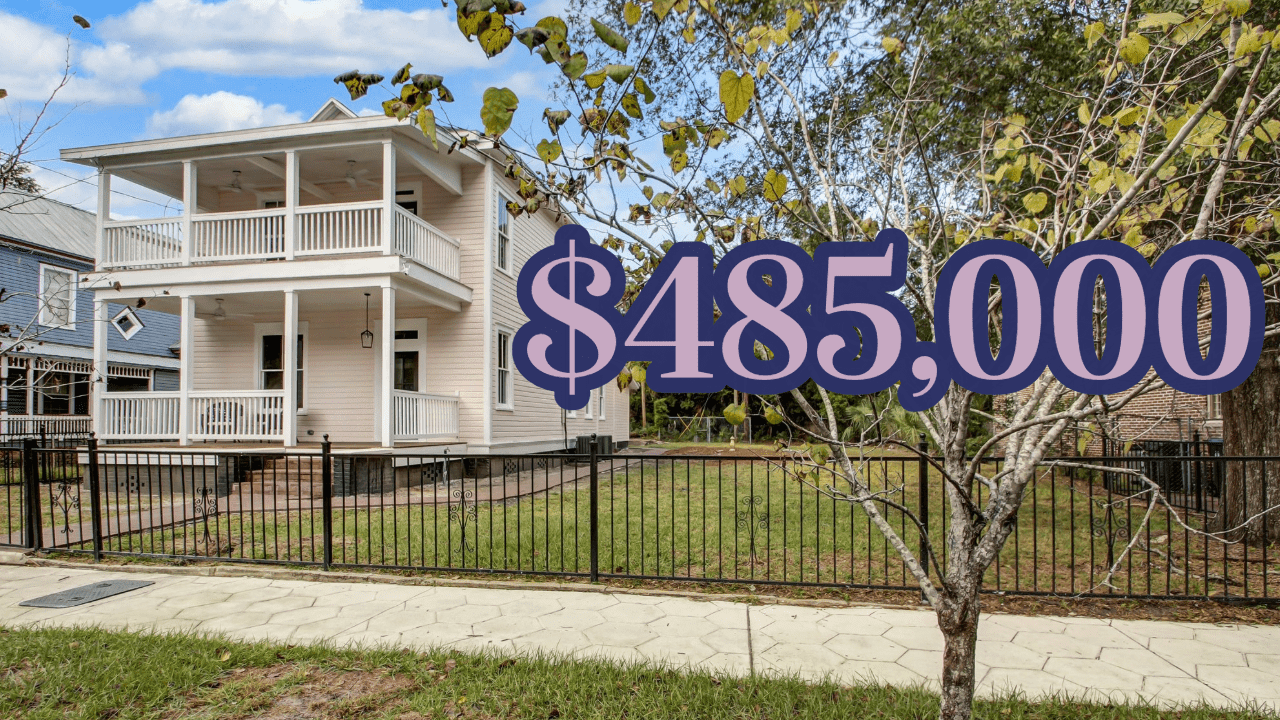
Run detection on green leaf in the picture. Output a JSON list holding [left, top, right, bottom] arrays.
[[764, 406, 785, 425], [592, 18, 629, 53], [604, 64, 634, 83], [543, 108, 571, 134], [391, 63, 413, 85], [630, 363, 645, 385], [634, 76, 656, 103], [1022, 191, 1048, 214], [763, 169, 787, 201], [624, 1, 642, 26], [1137, 12, 1185, 29], [723, 403, 746, 426], [417, 108, 438, 150], [809, 443, 831, 466], [536, 138, 562, 163], [515, 27, 550, 50], [480, 87, 519, 137], [616, 368, 632, 392], [411, 74, 444, 92], [718, 70, 754, 124], [562, 52, 588, 79], [479, 22, 515, 57], [620, 93, 642, 119], [1118, 33, 1150, 64], [536, 15, 567, 38]]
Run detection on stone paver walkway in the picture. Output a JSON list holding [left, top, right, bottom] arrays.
[[0, 564, 1277, 711]]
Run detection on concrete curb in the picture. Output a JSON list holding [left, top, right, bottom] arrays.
[[19, 556, 929, 614], [0, 550, 29, 566]]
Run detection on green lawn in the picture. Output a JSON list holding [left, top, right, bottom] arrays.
[[72, 456, 1271, 599], [0, 626, 1272, 720]]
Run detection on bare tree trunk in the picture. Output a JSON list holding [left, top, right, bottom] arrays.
[[1219, 344, 1280, 545], [937, 584, 981, 720]]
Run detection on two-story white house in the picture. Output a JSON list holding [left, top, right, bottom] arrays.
[[60, 99, 628, 453]]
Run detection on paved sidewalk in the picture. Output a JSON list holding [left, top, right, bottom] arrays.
[[0, 564, 1277, 711]]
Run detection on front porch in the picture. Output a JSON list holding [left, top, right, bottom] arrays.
[[92, 283, 468, 448]]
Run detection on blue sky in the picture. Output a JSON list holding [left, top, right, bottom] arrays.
[[1, 0, 564, 218]]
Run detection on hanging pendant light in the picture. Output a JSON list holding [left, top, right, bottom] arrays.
[[361, 292, 374, 349]]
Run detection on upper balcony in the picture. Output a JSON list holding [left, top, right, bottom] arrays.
[[60, 101, 484, 289]]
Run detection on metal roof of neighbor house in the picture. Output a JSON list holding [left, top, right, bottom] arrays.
[[0, 191, 95, 260]]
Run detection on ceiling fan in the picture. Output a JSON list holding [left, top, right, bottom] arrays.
[[195, 298, 254, 321], [315, 160, 377, 189], [220, 170, 275, 194]]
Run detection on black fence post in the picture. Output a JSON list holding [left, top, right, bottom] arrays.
[[589, 433, 599, 582], [22, 438, 41, 551], [917, 433, 930, 582], [321, 434, 333, 571], [86, 435, 103, 562]]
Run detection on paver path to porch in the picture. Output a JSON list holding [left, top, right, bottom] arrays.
[[0, 562, 1277, 711]]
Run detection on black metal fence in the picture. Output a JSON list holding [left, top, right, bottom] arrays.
[[2, 437, 1276, 601]]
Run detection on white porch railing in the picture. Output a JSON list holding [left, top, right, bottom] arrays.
[[392, 390, 459, 441], [0, 415, 93, 437], [189, 391, 285, 441], [99, 201, 461, 280], [101, 218, 183, 268], [295, 201, 383, 256], [393, 205, 461, 280], [101, 393, 181, 440], [191, 207, 286, 261]]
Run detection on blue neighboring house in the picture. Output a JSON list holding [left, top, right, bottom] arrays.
[[0, 191, 179, 436]]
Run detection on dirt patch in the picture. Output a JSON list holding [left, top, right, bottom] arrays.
[[169, 664, 415, 720]]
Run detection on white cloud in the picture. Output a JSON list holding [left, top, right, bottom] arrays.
[[146, 92, 303, 137], [1, 0, 490, 107]]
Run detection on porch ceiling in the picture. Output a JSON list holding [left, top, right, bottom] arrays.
[[136, 287, 446, 318], [111, 142, 451, 212]]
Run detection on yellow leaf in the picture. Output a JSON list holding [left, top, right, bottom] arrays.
[[1225, 0, 1250, 17], [1138, 12, 1186, 29], [220, 651, 232, 662], [881, 37, 904, 55], [763, 169, 788, 201], [1235, 26, 1264, 57], [718, 70, 755, 124], [1236, 135, 1255, 160], [1173, 18, 1212, 45], [1115, 106, 1143, 126], [1258, 264, 1271, 278], [624, 1, 642, 26], [1084, 21, 1106, 49], [1253, 118, 1280, 143], [1118, 33, 1150, 64], [827, 51, 839, 66], [1022, 191, 1048, 214], [1078, 102, 1091, 124]]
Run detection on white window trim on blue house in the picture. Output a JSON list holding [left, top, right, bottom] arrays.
[[38, 264, 77, 330]]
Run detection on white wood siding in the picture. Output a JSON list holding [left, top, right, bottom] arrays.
[[488, 171, 630, 448]]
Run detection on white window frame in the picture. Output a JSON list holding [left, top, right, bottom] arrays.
[[496, 193, 514, 276], [597, 385, 606, 420], [254, 321, 310, 414], [1207, 394, 1222, 420], [495, 326, 514, 411], [111, 306, 144, 340], [38, 264, 77, 330]]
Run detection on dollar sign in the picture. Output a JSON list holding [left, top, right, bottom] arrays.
[[515, 225, 627, 409]]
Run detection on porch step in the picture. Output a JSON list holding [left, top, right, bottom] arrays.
[[241, 456, 325, 498]]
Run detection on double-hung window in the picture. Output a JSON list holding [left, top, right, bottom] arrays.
[[257, 323, 307, 411], [496, 196, 513, 273], [39, 265, 76, 329], [496, 328, 513, 409]]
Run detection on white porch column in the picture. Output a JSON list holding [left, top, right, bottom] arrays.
[[282, 290, 299, 447], [284, 151, 298, 261], [381, 140, 395, 255], [380, 285, 395, 446], [178, 295, 195, 446], [181, 161, 196, 266], [91, 299, 109, 438], [95, 170, 110, 269]]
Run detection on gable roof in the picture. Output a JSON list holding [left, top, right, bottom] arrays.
[[0, 192, 95, 260], [308, 98, 359, 122]]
